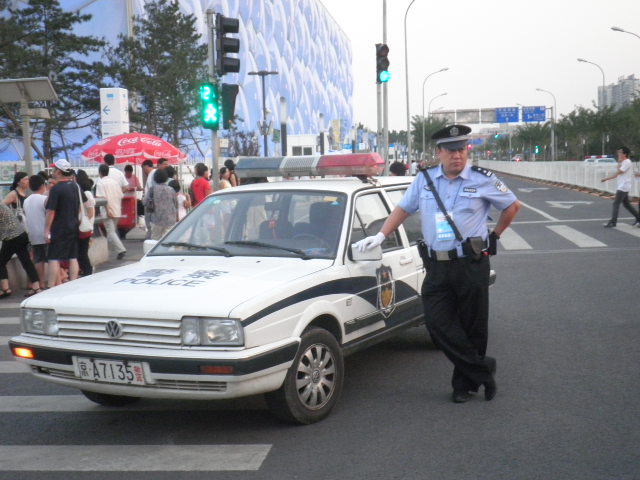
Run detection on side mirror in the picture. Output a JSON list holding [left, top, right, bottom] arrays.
[[143, 239, 158, 255], [349, 244, 382, 261]]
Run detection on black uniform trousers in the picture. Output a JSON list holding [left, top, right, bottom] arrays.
[[422, 254, 494, 393]]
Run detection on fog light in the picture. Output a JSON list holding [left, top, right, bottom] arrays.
[[13, 347, 34, 359], [200, 365, 234, 375]]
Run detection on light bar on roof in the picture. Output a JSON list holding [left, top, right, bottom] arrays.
[[234, 153, 384, 178]]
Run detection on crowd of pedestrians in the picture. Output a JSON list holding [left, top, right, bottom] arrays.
[[0, 155, 239, 298]]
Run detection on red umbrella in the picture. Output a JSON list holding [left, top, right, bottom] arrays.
[[81, 132, 187, 165]]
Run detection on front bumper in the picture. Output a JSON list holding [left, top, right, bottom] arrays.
[[9, 335, 299, 400]]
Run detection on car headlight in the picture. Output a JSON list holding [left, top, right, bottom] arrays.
[[181, 317, 244, 346], [21, 309, 58, 336]]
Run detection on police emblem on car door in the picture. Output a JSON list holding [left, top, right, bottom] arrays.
[[376, 265, 395, 318]]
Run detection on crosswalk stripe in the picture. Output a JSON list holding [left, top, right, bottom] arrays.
[[0, 361, 29, 373], [0, 317, 19, 325], [518, 200, 559, 221], [616, 223, 640, 238], [499, 228, 532, 250], [0, 336, 10, 346], [0, 395, 97, 412], [546, 225, 607, 248], [0, 394, 267, 413], [0, 445, 272, 471]]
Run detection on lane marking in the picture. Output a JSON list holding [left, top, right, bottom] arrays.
[[0, 361, 29, 373], [616, 223, 640, 238], [518, 187, 549, 193], [547, 225, 606, 248], [546, 201, 593, 209], [518, 200, 559, 221], [0, 318, 19, 325], [0, 445, 272, 471], [499, 229, 532, 250]]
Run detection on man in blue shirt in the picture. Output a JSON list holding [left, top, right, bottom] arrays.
[[355, 125, 520, 403]]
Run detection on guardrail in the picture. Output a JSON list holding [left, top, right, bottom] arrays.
[[479, 160, 640, 198]]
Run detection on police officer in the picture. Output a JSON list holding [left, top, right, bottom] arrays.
[[355, 124, 520, 403]]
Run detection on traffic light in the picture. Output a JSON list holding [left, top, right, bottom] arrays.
[[199, 82, 220, 130], [216, 14, 240, 76], [375, 43, 390, 83], [535, 145, 540, 154]]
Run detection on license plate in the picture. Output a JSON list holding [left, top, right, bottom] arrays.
[[73, 357, 146, 385]]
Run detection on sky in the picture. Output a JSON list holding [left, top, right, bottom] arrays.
[[318, 0, 640, 132]]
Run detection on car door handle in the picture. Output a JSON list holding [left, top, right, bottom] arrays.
[[399, 256, 413, 265]]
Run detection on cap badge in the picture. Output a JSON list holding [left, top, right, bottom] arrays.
[[450, 126, 459, 136]]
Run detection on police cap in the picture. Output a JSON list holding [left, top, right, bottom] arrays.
[[432, 124, 472, 150]]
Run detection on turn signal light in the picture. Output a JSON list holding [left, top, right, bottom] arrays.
[[13, 347, 34, 359]]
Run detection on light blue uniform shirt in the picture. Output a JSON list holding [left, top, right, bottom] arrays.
[[397, 163, 518, 252]]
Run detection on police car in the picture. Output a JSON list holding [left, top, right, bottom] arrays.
[[10, 153, 490, 424]]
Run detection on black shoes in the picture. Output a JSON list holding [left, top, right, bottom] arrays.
[[604, 222, 616, 228], [484, 376, 497, 401], [117, 251, 126, 260], [452, 391, 473, 403]]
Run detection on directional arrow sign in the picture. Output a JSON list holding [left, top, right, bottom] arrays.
[[102, 105, 111, 115], [519, 188, 549, 193], [546, 201, 593, 209]]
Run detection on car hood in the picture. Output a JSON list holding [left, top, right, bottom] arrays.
[[22, 255, 334, 318]]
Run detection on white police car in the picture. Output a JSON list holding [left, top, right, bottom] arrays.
[[10, 154, 471, 424]]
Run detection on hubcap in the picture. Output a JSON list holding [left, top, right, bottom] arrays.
[[295, 343, 336, 410]]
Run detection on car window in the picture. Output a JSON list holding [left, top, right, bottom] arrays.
[[386, 188, 422, 245], [351, 192, 401, 251]]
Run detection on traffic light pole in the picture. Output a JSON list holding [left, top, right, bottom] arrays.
[[206, 10, 219, 174], [382, 0, 389, 173]]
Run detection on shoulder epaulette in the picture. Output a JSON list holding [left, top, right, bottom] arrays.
[[471, 165, 493, 177]]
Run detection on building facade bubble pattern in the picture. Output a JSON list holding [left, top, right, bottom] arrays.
[[64, 0, 353, 153]]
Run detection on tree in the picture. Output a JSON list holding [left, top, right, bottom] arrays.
[[106, 0, 208, 148], [0, 0, 107, 160], [411, 115, 447, 157]]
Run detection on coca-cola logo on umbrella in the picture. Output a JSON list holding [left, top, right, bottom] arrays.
[[81, 132, 186, 165]]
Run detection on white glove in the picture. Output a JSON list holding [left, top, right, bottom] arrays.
[[353, 232, 385, 253]]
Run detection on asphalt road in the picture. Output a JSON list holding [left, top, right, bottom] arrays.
[[0, 174, 639, 479]]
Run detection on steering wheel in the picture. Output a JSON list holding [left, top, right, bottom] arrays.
[[292, 233, 331, 251]]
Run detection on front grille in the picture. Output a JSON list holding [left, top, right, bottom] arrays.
[[57, 314, 181, 346], [37, 366, 227, 392]]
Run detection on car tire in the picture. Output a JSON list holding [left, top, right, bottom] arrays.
[[81, 390, 141, 407], [265, 327, 344, 425]]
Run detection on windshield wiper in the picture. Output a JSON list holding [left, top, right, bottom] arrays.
[[161, 241, 232, 257], [225, 240, 310, 260]]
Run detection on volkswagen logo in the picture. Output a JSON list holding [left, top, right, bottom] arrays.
[[105, 320, 123, 339]]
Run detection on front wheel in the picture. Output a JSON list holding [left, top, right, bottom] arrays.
[[81, 390, 141, 407], [266, 328, 344, 424]]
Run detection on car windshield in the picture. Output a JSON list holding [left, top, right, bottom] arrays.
[[149, 189, 347, 259]]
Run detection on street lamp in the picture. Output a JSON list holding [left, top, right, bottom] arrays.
[[536, 88, 557, 161], [421, 67, 449, 157], [248, 70, 278, 156], [577, 57, 606, 154], [428, 92, 447, 118], [404, 0, 417, 163], [611, 26, 640, 40]]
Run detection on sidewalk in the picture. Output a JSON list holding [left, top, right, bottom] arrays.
[[0, 226, 149, 312]]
